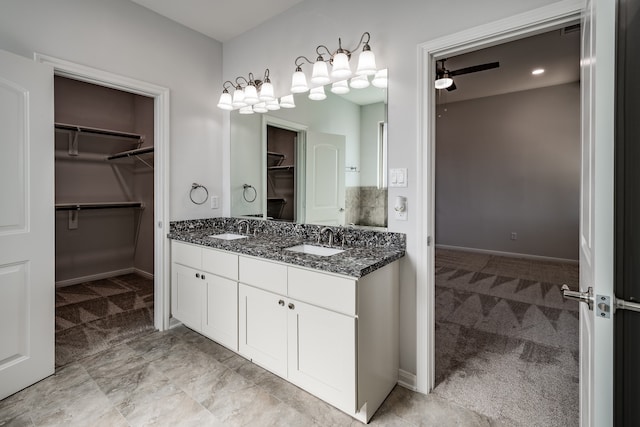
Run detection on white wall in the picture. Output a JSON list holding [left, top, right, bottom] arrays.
[[0, 0, 223, 221], [436, 83, 580, 260], [222, 0, 563, 374]]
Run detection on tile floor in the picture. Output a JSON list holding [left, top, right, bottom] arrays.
[[1, 325, 498, 427]]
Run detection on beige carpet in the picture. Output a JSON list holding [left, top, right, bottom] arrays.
[[433, 248, 579, 427], [55, 273, 155, 368]]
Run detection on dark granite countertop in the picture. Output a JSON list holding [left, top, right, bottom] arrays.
[[168, 218, 405, 278]]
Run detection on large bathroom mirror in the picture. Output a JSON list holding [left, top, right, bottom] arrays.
[[230, 70, 388, 229]]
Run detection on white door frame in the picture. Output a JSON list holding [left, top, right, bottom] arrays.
[[415, 0, 583, 393], [33, 54, 171, 331]]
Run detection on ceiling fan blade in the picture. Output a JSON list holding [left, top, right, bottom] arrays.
[[449, 62, 500, 76], [446, 81, 457, 91]]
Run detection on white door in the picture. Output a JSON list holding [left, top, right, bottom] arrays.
[[573, 0, 616, 425], [305, 131, 346, 226], [0, 49, 54, 399]]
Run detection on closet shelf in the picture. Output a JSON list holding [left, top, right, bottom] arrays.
[[267, 165, 294, 171], [55, 202, 145, 211], [107, 146, 154, 160], [55, 122, 145, 142]]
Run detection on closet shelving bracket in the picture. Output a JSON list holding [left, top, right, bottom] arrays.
[[106, 146, 154, 169]]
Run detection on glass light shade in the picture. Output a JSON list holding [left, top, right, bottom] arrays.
[[434, 77, 454, 89], [243, 84, 259, 104], [371, 69, 388, 88], [291, 70, 309, 93], [331, 52, 352, 79], [331, 80, 350, 94], [355, 49, 377, 76], [217, 92, 233, 110], [311, 60, 330, 85], [259, 82, 275, 101], [266, 99, 280, 110], [308, 86, 326, 101], [231, 88, 246, 108], [350, 74, 370, 89], [239, 105, 254, 114], [280, 94, 296, 108], [252, 102, 268, 113]]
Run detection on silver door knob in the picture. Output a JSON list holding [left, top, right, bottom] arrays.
[[561, 284, 594, 310]]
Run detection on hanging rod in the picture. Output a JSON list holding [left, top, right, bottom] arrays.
[[55, 122, 144, 142], [55, 202, 145, 211], [106, 146, 154, 160]]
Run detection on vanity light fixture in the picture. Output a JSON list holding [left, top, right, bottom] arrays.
[[290, 31, 377, 94], [217, 69, 278, 111], [308, 86, 327, 101], [350, 74, 370, 89], [371, 69, 388, 88], [331, 80, 350, 94], [279, 94, 296, 108], [265, 99, 280, 110]]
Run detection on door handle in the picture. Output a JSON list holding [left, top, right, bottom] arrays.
[[561, 284, 593, 310]]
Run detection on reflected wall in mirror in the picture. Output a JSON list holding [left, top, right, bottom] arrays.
[[230, 71, 388, 229]]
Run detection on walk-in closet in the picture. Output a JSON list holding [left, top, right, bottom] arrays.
[[266, 125, 296, 222], [53, 76, 155, 367]]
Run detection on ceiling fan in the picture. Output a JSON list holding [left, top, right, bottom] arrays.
[[435, 59, 500, 91]]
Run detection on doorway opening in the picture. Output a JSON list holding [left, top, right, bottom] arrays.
[[53, 76, 156, 367], [266, 125, 297, 222]]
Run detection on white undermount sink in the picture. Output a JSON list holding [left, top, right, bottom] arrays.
[[285, 244, 344, 256], [208, 233, 248, 241]]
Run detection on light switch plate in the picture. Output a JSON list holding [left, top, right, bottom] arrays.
[[389, 168, 408, 187]]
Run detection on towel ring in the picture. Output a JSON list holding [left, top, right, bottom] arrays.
[[243, 184, 257, 203], [190, 183, 208, 205]]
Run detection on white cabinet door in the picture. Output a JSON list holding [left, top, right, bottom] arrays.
[[203, 274, 238, 351], [287, 299, 356, 414], [238, 284, 287, 377], [0, 49, 54, 400], [171, 263, 203, 331]]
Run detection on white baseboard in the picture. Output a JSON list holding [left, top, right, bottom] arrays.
[[398, 369, 417, 391], [55, 267, 154, 288], [435, 244, 579, 264], [134, 268, 154, 280]]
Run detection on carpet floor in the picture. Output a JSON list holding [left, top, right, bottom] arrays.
[[55, 273, 155, 368], [433, 248, 580, 427]]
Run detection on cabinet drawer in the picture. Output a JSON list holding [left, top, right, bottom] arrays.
[[172, 241, 202, 269], [202, 247, 238, 280], [239, 256, 287, 295], [288, 267, 356, 315]]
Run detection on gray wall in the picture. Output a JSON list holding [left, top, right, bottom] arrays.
[[435, 83, 580, 260], [54, 77, 155, 282]]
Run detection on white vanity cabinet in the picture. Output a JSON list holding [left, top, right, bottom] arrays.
[[237, 255, 398, 423], [171, 241, 238, 350]]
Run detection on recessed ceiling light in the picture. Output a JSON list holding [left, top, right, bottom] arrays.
[[532, 68, 545, 75]]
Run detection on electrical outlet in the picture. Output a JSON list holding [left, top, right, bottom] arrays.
[[210, 195, 219, 209], [510, 232, 517, 240]]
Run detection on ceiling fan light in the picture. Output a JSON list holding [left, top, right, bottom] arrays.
[[371, 69, 388, 88], [311, 59, 330, 85], [259, 81, 275, 101], [331, 80, 350, 94], [308, 86, 326, 101], [434, 77, 454, 90], [532, 68, 545, 75], [291, 69, 309, 93], [350, 74, 370, 89], [355, 49, 376, 76], [331, 52, 352, 79], [232, 87, 247, 108], [280, 94, 296, 108], [217, 91, 233, 110]]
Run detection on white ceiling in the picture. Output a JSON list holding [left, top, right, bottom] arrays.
[[129, 0, 304, 42], [436, 26, 580, 104]]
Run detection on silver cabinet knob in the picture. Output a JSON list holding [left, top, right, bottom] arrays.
[[278, 299, 285, 306], [288, 303, 295, 310]]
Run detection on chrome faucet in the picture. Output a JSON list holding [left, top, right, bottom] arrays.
[[318, 227, 334, 247], [237, 220, 250, 235]]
